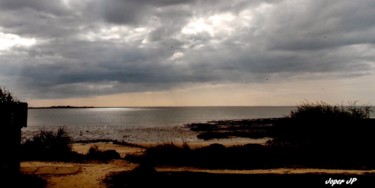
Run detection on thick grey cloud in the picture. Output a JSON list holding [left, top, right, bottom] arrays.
[[86, 0, 197, 26], [0, 0, 67, 14], [0, 0, 374, 100]]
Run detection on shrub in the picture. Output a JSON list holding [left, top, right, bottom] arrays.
[[289, 101, 371, 120], [269, 101, 375, 149], [21, 127, 81, 161], [0, 87, 19, 104], [86, 145, 121, 161]]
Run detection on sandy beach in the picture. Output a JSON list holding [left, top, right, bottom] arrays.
[[20, 141, 375, 188], [21, 142, 141, 188]]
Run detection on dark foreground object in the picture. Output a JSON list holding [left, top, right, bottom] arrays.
[[105, 171, 375, 188], [0, 103, 27, 176], [1, 174, 46, 188]]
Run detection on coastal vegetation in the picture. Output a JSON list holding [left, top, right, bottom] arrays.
[[21, 128, 81, 161], [125, 102, 375, 169], [186, 102, 372, 142], [86, 145, 121, 161], [269, 102, 373, 147], [20, 128, 121, 162], [0, 87, 19, 104], [104, 102, 375, 187], [16, 101, 374, 187], [21, 102, 374, 169], [1, 87, 46, 187]]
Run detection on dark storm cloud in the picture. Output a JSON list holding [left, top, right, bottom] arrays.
[[87, 0, 194, 25], [265, 0, 375, 51], [0, 0, 374, 99], [0, 0, 67, 15], [0, 2, 84, 39]]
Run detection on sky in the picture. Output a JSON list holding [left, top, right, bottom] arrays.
[[0, 0, 374, 107]]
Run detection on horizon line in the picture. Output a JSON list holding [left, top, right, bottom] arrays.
[[28, 105, 299, 109]]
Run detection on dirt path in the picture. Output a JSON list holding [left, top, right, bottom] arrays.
[[20, 142, 375, 187], [157, 167, 375, 175], [21, 160, 137, 188], [21, 143, 142, 188]]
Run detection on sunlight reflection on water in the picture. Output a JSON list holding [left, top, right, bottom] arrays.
[[22, 107, 295, 142]]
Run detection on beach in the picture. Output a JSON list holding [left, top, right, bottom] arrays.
[[21, 141, 375, 188], [19, 106, 375, 187]]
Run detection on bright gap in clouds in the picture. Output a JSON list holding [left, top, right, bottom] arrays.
[[181, 13, 235, 37], [83, 26, 150, 43], [0, 32, 36, 51]]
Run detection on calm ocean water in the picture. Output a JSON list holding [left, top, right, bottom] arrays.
[[23, 106, 294, 143], [27, 107, 295, 127], [22, 106, 374, 143]]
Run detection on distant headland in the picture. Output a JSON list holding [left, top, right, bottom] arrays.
[[29, 105, 94, 109]]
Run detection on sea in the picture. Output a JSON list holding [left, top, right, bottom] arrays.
[[22, 106, 375, 143]]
